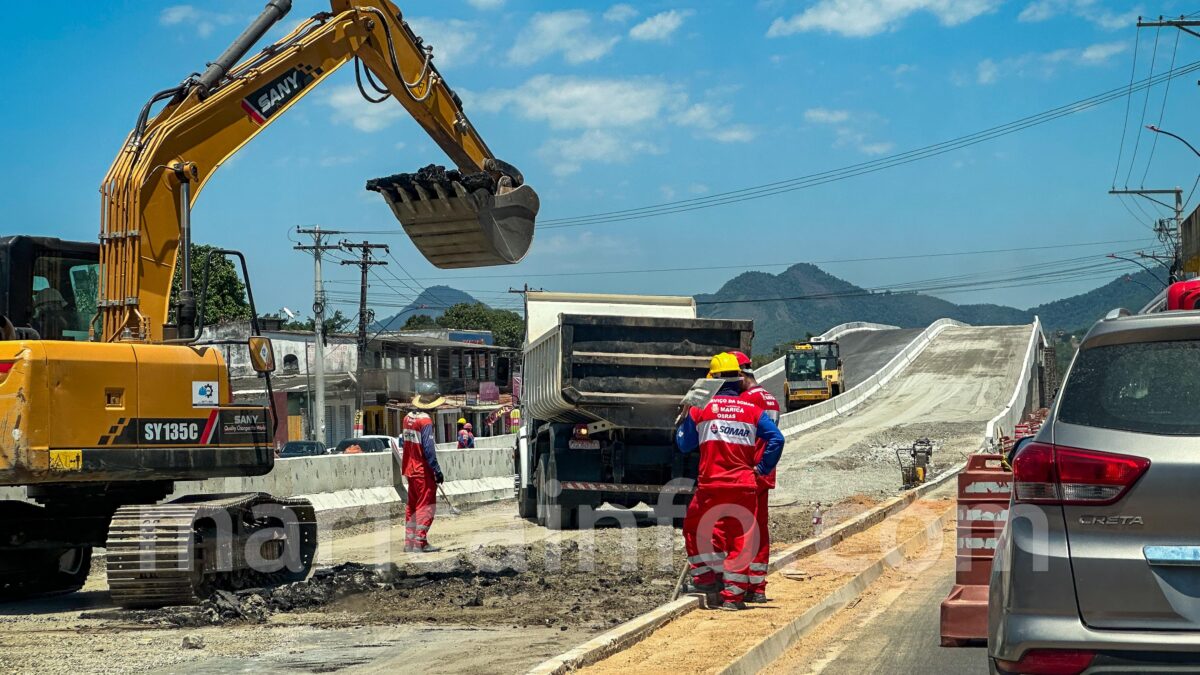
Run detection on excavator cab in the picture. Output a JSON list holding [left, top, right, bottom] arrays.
[[0, 236, 100, 341]]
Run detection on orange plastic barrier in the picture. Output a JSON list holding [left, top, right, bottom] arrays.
[[940, 452, 1012, 646]]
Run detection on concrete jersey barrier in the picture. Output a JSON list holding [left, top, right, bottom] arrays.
[[982, 319, 1045, 450]]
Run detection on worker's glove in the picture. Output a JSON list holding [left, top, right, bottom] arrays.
[[435, 470, 445, 484]]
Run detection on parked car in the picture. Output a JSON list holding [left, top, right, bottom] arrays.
[[989, 310, 1200, 674], [279, 440, 330, 458], [334, 435, 399, 455]]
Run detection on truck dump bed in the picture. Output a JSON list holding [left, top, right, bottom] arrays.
[[524, 312, 754, 429]]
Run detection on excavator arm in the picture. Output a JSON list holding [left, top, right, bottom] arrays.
[[99, 0, 538, 343]]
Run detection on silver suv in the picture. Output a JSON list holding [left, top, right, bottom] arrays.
[[989, 310, 1200, 674]]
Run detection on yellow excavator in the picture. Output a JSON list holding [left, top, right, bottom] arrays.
[[0, 0, 538, 606]]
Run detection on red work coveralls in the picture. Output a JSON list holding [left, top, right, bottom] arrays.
[[682, 395, 763, 604], [401, 412, 440, 550], [741, 385, 781, 596]]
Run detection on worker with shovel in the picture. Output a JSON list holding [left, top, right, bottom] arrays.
[[676, 353, 785, 610], [731, 351, 781, 604], [401, 386, 446, 553]]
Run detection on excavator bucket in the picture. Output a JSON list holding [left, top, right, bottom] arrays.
[[367, 163, 538, 269]]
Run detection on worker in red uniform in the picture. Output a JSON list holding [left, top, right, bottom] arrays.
[[731, 350, 781, 603], [677, 352, 784, 610], [457, 422, 476, 448], [402, 388, 446, 553]]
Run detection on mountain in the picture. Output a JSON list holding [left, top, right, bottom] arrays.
[[1029, 268, 1168, 330], [696, 263, 1166, 352], [371, 285, 478, 331]]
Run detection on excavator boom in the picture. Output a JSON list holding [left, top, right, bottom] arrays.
[[100, 0, 538, 343]]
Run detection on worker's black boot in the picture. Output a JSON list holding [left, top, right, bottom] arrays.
[[745, 592, 769, 604], [719, 600, 747, 611], [409, 542, 441, 553], [683, 580, 719, 594]]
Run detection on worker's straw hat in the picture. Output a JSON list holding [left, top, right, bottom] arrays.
[[411, 381, 445, 410]]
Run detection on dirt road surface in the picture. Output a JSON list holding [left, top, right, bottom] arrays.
[[772, 325, 1030, 507], [761, 504, 988, 674], [0, 325, 1025, 674], [580, 491, 957, 674]]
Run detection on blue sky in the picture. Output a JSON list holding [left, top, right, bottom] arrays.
[[2, 0, 1196, 320]]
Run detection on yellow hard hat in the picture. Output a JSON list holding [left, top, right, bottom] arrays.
[[457, 417, 467, 425], [709, 352, 741, 378]]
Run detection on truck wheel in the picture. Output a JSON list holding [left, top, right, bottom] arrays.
[[535, 454, 549, 526], [538, 453, 576, 530], [517, 485, 537, 520]]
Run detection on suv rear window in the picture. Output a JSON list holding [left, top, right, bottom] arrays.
[[1059, 339, 1200, 435]]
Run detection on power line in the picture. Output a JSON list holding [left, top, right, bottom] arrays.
[[1114, 26, 1142, 187], [535, 59, 1200, 229], [1142, 27, 1181, 185], [1126, 25, 1161, 187], [411, 237, 1156, 282]]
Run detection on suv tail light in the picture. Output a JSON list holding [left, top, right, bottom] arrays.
[[1013, 441, 1149, 505], [995, 648, 1095, 674]]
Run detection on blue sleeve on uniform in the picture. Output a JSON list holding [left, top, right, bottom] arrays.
[[421, 424, 441, 474], [676, 415, 699, 453], [755, 412, 784, 475]]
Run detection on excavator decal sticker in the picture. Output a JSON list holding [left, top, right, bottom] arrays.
[[240, 64, 320, 125], [97, 410, 225, 446]]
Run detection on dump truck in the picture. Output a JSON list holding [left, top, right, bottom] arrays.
[[514, 292, 754, 529], [783, 339, 843, 411]]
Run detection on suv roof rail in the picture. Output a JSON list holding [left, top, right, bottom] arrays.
[[1104, 307, 1133, 321]]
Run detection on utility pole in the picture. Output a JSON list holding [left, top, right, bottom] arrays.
[[295, 226, 343, 446], [1109, 188, 1183, 279], [341, 240, 389, 431]]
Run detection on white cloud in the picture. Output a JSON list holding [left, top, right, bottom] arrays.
[[660, 185, 677, 200], [406, 17, 481, 69], [467, 0, 505, 9], [1078, 41, 1126, 64], [478, 74, 755, 173], [540, 130, 663, 176], [325, 85, 404, 132], [804, 107, 851, 124], [689, 183, 710, 194], [476, 75, 675, 130], [805, 108, 892, 155], [509, 11, 620, 65], [977, 58, 999, 84], [535, 230, 623, 254], [1018, 1, 1138, 31], [159, 5, 235, 38], [973, 41, 1127, 85], [629, 9, 694, 41], [767, 0, 1000, 38], [604, 4, 639, 23], [708, 125, 757, 143]]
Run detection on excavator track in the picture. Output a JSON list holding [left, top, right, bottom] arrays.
[[106, 493, 317, 608]]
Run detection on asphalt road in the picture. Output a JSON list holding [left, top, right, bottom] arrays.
[[759, 327, 923, 402]]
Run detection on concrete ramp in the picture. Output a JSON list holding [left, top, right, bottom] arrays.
[[772, 325, 1032, 505]]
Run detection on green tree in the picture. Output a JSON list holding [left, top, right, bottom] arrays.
[[435, 302, 524, 348], [282, 309, 352, 335], [402, 314, 439, 329], [169, 244, 251, 325]]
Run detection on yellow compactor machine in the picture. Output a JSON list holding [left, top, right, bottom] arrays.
[[0, 0, 538, 606], [782, 340, 843, 412]]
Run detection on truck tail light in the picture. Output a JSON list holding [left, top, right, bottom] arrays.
[[1013, 442, 1149, 506], [0, 361, 14, 382], [995, 649, 1095, 674]]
